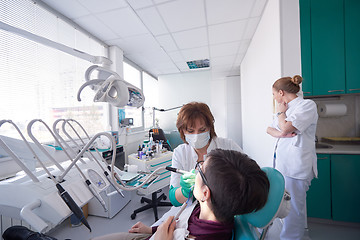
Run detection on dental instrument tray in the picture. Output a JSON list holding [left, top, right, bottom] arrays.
[[123, 172, 160, 189]]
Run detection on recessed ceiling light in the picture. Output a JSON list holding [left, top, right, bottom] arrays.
[[186, 59, 210, 69]]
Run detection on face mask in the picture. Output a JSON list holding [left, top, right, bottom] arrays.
[[185, 131, 210, 149]]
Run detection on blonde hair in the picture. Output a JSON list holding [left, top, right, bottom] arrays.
[[272, 75, 303, 94]]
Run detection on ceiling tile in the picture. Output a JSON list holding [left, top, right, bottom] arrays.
[[210, 41, 240, 58], [208, 20, 247, 45], [251, 0, 268, 17], [243, 17, 261, 40], [157, 0, 206, 32], [41, 0, 90, 19], [206, 0, 253, 25], [237, 39, 251, 54], [137, 7, 169, 36], [156, 35, 178, 52], [77, 0, 128, 14], [96, 7, 149, 38], [121, 34, 161, 54], [168, 51, 185, 62], [74, 15, 118, 41], [211, 55, 236, 66], [172, 27, 208, 50], [181, 47, 209, 61], [175, 61, 190, 71], [127, 0, 154, 9], [153, 0, 172, 4]]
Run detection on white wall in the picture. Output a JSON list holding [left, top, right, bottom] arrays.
[[157, 70, 212, 131], [240, 0, 301, 167], [157, 70, 242, 147], [240, 0, 281, 167]]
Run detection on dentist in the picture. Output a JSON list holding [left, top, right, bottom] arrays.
[[169, 102, 242, 206]]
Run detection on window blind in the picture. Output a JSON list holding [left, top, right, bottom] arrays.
[[0, 0, 109, 142]]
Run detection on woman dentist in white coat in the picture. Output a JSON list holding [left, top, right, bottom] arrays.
[[267, 75, 318, 240], [168, 102, 242, 206]]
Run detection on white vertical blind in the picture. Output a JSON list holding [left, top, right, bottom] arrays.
[[0, 0, 109, 142]]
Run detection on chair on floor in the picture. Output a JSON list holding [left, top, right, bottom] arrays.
[[131, 189, 173, 221], [233, 167, 291, 240]]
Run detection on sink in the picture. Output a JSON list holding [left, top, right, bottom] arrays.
[[315, 142, 333, 149]]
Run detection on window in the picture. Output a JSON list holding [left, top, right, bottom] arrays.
[[123, 61, 143, 129], [0, 0, 109, 143], [143, 72, 159, 129]]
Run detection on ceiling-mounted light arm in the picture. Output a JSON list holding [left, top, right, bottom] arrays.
[[152, 105, 183, 128], [0, 21, 112, 66]]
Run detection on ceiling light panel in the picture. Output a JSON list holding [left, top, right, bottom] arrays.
[[157, 0, 206, 32]]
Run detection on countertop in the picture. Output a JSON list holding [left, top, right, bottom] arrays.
[[316, 143, 360, 155]]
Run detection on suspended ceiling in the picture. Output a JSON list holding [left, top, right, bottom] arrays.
[[40, 0, 268, 79]]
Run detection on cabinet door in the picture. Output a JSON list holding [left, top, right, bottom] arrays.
[[311, 0, 345, 95], [307, 154, 331, 219], [331, 154, 360, 222], [345, 0, 360, 94], [299, 0, 313, 96]]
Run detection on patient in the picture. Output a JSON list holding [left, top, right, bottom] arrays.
[[92, 149, 270, 240]]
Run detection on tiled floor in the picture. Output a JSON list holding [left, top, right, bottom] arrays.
[[49, 187, 360, 240]]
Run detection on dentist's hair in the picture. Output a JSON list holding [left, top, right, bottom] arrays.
[[204, 149, 270, 223], [176, 102, 216, 143], [273, 75, 303, 94]]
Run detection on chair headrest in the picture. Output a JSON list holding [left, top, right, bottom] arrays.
[[239, 167, 285, 229]]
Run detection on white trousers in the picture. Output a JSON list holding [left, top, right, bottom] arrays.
[[280, 176, 312, 240]]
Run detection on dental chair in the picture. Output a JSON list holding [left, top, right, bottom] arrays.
[[233, 167, 290, 240]]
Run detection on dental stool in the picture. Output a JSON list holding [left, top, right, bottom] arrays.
[[233, 167, 291, 240]]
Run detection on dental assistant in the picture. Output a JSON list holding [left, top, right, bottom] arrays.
[[169, 102, 242, 206], [266, 75, 318, 240]]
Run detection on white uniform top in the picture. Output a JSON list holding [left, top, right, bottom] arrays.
[[170, 137, 242, 188], [271, 97, 318, 180]]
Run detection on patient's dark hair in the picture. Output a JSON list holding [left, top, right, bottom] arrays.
[[204, 149, 270, 223]]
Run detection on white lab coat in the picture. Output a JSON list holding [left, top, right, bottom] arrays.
[[271, 97, 318, 180], [270, 96, 318, 240], [169, 137, 242, 188]]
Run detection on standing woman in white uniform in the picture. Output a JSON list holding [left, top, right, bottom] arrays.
[[169, 102, 242, 206], [266, 75, 318, 240]]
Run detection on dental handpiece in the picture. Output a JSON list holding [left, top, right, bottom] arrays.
[[165, 166, 192, 175], [56, 184, 92, 232]]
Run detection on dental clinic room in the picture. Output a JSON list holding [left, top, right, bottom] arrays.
[[1, 0, 360, 239]]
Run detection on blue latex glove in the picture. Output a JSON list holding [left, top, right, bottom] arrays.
[[180, 169, 196, 198]]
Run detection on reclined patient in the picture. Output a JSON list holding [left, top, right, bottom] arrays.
[[92, 149, 270, 240]]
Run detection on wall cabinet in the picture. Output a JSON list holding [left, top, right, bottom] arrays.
[[299, 0, 360, 96], [344, 0, 360, 94], [307, 154, 360, 223]]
